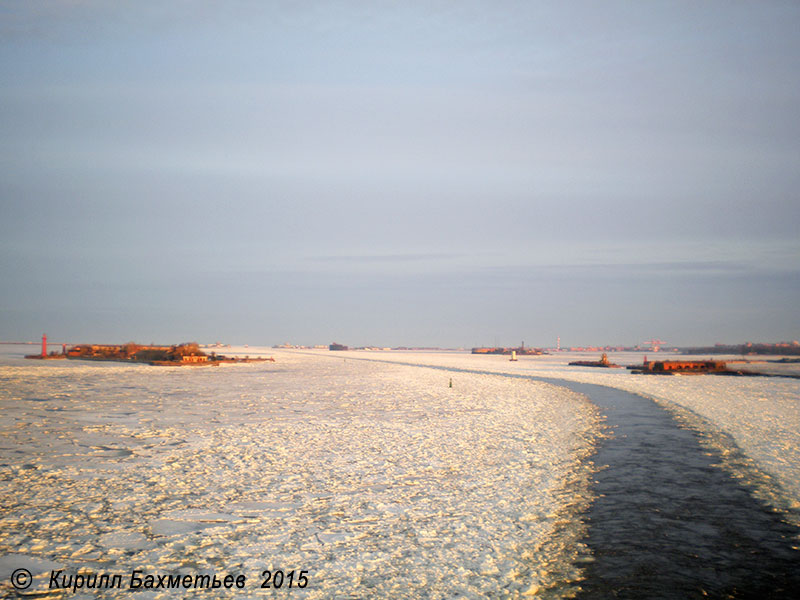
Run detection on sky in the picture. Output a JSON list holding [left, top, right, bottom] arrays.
[[1, 1, 799, 348]]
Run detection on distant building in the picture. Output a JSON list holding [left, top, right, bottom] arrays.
[[181, 355, 208, 363], [329, 343, 348, 351]]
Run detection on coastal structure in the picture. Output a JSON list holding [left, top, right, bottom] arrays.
[[472, 342, 545, 356], [680, 341, 800, 356], [60, 342, 273, 366], [24, 334, 66, 360]]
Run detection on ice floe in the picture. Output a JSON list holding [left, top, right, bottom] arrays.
[[0, 349, 598, 598]]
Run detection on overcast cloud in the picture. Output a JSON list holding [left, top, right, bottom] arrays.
[[1, 1, 799, 347]]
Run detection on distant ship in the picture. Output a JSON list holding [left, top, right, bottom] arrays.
[[568, 353, 622, 368], [629, 359, 728, 375]]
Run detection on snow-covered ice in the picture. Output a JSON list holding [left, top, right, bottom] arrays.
[[3, 346, 798, 597], [0, 349, 599, 598], [339, 349, 800, 512]]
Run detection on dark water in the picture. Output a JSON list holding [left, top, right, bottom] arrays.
[[547, 380, 800, 600]]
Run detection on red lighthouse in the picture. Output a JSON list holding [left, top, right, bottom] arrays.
[[41, 333, 47, 357]]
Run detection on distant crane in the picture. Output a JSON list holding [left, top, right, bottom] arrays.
[[643, 338, 666, 352]]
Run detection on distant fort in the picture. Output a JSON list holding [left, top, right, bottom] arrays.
[[25, 336, 273, 366]]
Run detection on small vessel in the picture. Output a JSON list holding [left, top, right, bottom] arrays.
[[568, 353, 622, 368]]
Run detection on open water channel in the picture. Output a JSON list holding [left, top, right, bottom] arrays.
[[547, 380, 800, 599]]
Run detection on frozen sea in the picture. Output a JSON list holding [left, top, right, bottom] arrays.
[[1, 347, 799, 598]]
